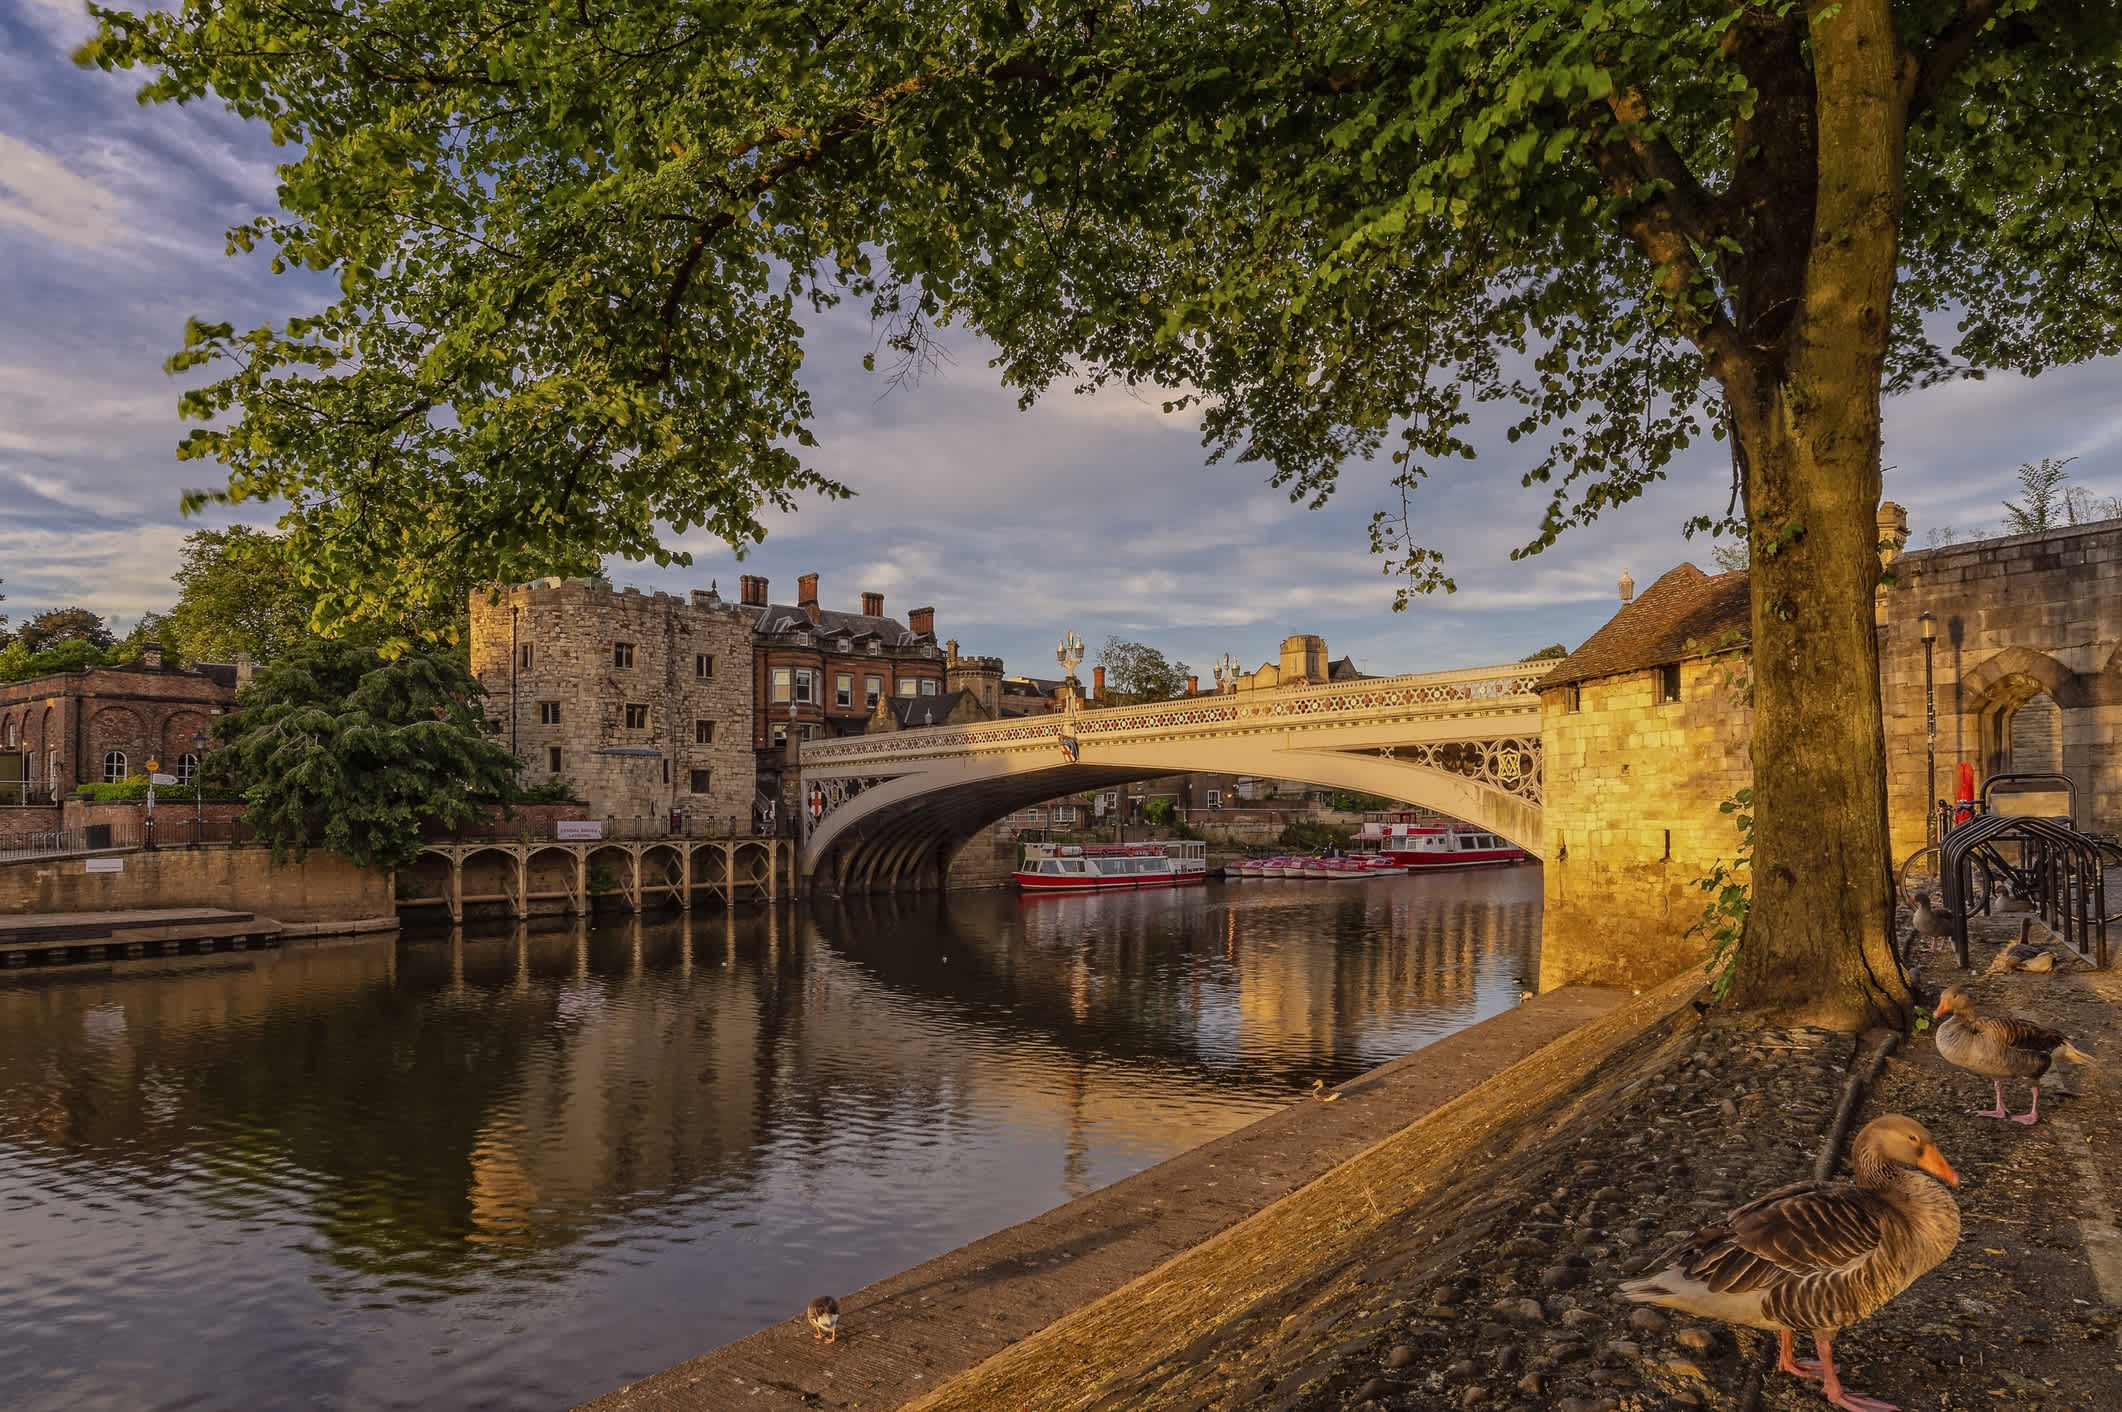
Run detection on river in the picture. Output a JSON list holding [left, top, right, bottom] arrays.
[[0, 868, 1540, 1411]]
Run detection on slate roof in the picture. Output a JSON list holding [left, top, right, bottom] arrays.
[[753, 603, 928, 647], [1327, 656, 1368, 682], [193, 662, 240, 688], [889, 690, 978, 728], [1537, 564, 1751, 692]]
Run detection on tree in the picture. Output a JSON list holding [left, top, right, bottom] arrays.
[[1519, 644, 1569, 662], [0, 577, 9, 649], [1999, 457, 2075, 535], [79, 4, 2122, 1026], [213, 637, 520, 871], [17, 607, 113, 654], [2063, 485, 2122, 525], [1096, 637, 1192, 704], [164, 527, 317, 663]]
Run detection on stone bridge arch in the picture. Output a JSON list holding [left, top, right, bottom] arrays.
[[798, 663, 1546, 896]]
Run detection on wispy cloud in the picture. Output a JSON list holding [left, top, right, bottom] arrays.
[[0, 132, 126, 249]]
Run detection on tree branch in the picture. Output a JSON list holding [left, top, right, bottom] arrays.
[[1906, 0, 2006, 123]]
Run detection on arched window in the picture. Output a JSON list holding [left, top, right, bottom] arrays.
[[3, 718, 14, 748], [103, 751, 128, 783], [177, 753, 200, 785]]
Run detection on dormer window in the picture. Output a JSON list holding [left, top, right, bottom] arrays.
[[797, 632, 811, 647], [838, 639, 851, 653], [867, 641, 880, 655]]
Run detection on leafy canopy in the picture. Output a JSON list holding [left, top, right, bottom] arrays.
[[75, 2, 2122, 631], [164, 526, 319, 663], [18, 606, 114, 654], [1096, 635, 1193, 704], [213, 636, 520, 871]]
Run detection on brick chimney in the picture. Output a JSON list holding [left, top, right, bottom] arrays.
[[907, 605, 935, 637], [862, 591, 884, 618], [142, 641, 163, 670], [235, 650, 253, 686], [1092, 665, 1106, 700], [798, 572, 821, 624], [1185, 674, 1198, 696], [739, 574, 769, 607]]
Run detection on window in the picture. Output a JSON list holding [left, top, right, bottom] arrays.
[[772, 667, 792, 702], [837, 638, 851, 652], [625, 703, 649, 730], [1658, 663, 1682, 703], [1053, 805, 1077, 825], [866, 641, 880, 655], [694, 719, 714, 745], [519, 643, 534, 671], [613, 641, 635, 669], [898, 678, 918, 697], [176, 753, 200, 785], [865, 675, 883, 707], [1564, 684, 1582, 714], [835, 673, 853, 709], [794, 670, 814, 704], [103, 751, 127, 783], [3, 720, 13, 747], [548, 746, 563, 772], [771, 724, 787, 746], [538, 701, 561, 725], [920, 678, 937, 696], [695, 653, 713, 679], [690, 769, 712, 793], [800, 724, 814, 741], [1206, 789, 1222, 808], [661, 759, 670, 784]]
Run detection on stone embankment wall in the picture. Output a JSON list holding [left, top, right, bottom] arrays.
[[1878, 518, 2122, 858], [0, 846, 393, 923], [1539, 654, 1753, 992]]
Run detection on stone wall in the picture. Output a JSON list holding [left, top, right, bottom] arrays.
[[0, 806, 63, 847], [1538, 655, 1753, 993], [469, 580, 756, 828], [0, 845, 393, 923], [1878, 518, 2122, 858]]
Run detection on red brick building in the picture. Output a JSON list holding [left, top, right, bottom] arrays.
[[741, 573, 947, 749], [0, 646, 242, 805]]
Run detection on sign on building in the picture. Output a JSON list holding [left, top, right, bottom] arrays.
[[555, 820, 603, 841], [84, 858, 124, 873]]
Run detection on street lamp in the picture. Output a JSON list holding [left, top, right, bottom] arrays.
[[1919, 611, 1939, 844], [191, 730, 209, 843]]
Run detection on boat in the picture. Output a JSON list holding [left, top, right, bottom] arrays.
[[1298, 857, 1333, 879], [1375, 822, 1528, 869], [1014, 841, 1210, 892], [1360, 855, 1409, 877]]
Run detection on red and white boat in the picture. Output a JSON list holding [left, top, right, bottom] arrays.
[[1375, 822, 1528, 869], [1014, 841, 1210, 892]]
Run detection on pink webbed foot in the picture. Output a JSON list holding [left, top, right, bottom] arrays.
[[1816, 1335, 1897, 1412], [1775, 1330, 1826, 1382]]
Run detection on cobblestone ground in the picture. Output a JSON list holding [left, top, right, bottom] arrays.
[[1089, 912, 2122, 1412]]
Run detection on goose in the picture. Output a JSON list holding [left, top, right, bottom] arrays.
[[1620, 1114, 1959, 1412], [1981, 941, 2058, 976], [1309, 1078, 1342, 1103], [1908, 894, 1960, 955], [805, 1294, 840, 1343], [1932, 985, 2092, 1124]]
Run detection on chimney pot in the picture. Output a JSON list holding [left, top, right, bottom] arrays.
[[143, 641, 163, 670], [1186, 675, 1198, 696], [862, 591, 884, 618], [235, 650, 254, 686], [798, 573, 821, 625], [739, 575, 768, 607], [1093, 665, 1107, 700], [907, 605, 935, 637]]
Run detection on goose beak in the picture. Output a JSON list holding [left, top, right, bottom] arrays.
[[1931, 1000, 1949, 1019], [1916, 1145, 1959, 1188]]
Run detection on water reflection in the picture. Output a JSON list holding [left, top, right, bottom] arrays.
[[0, 870, 1537, 1412]]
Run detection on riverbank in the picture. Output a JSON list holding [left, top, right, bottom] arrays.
[[578, 983, 1634, 1412], [908, 913, 2122, 1412]]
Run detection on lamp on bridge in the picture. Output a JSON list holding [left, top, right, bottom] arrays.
[[1213, 652, 1239, 694], [1617, 567, 1636, 606], [1919, 611, 1939, 845]]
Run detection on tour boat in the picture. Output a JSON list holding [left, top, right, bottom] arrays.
[[1014, 841, 1211, 892], [1375, 823, 1528, 869]]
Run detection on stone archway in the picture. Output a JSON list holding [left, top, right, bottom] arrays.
[[1961, 648, 2087, 822]]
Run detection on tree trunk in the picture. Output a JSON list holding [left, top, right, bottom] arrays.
[[1721, 0, 1915, 1029]]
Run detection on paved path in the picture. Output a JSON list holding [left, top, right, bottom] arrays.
[[578, 986, 1631, 1412]]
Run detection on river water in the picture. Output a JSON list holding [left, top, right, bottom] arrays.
[[0, 869, 1540, 1412]]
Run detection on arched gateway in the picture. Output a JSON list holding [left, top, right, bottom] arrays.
[[798, 664, 1545, 894]]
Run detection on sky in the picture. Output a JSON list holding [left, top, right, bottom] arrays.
[[5, 4, 2121, 684]]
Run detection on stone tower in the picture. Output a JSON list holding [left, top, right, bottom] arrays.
[[945, 641, 1004, 719]]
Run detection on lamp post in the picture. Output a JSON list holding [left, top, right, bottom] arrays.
[[191, 730, 209, 844], [144, 757, 158, 847], [1919, 611, 1939, 844]]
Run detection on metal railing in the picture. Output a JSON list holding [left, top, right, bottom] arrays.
[[0, 781, 59, 807], [428, 814, 774, 844], [0, 821, 143, 863]]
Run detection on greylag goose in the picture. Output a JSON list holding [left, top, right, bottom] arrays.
[[1620, 1114, 1959, 1412], [805, 1294, 840, 1343], [1981, 941, 2058, 976], [1932, 985, 2092, 1124], [1309, 1078, 1342, 1103], [1908, 894, 1959, 954]]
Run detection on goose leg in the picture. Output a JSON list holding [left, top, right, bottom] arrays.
[[1971, 1079, 2011, 1120], [2011, 1084, 2041, 1126], [1815, 1334, 1896, 1412], [1777, 1328, 1826, 1379]]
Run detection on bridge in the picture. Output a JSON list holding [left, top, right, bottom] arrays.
[[798, 664, 1544, 894]]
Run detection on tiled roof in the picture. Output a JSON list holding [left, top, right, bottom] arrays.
[[1327, 656, 1368, 681], [754, 604, 927, 646], [889, 690, 976, 728], [1538, 564, 1751, 691]]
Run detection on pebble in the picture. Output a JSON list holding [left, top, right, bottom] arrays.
[[1718, 1098, 1739, 1118], [1384, 1343, 1418, 1369], [1628, 1309, 1669, 1334], [1447, 1358, 1479, 1380], [1661, 1357, 1709, 1382], [1512, 1298, 1546, 1321], [1477, 1321, 1513, 1341], [1460, 1389, 1490, 1408], [1674, 1327, 1717, 1353], [1561, 1308, 1602, 1328], [1500, 1236, 1549, 1257], [1517, 1372, 1545, 1397], [1540, 1264, 1587, 1290], [1604, 1339, 1640, 1360], [1353, 1377, 1390, 1402]]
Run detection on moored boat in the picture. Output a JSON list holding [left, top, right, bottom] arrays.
[[1376, 822, 1528, 869], [1014, 841, 1211, 893]]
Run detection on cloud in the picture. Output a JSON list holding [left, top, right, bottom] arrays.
[[0, 132, 127, 249]]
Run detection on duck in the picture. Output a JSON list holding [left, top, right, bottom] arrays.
[[1908, 894, 1959, 955], [1932, 985, 2093, 1124], [1309, 1078, 1342, 1104], [805, 1294, 840, 1343], [1981, 941, 2058, 977], [1620, 1114, 1959, 1412]]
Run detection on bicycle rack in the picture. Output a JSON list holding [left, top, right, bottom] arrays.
[[1938, 812, 2108, 970]]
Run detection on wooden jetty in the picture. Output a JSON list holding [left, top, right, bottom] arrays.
[[0, 908, 285, 967]]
